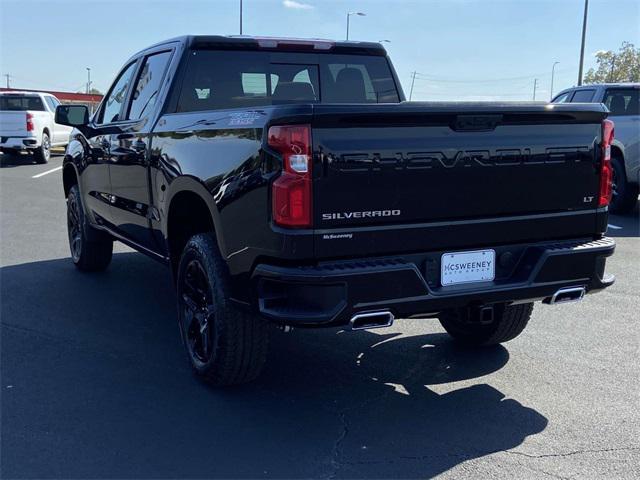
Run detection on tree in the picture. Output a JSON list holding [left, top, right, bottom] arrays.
[[584, 42, 640, 83]]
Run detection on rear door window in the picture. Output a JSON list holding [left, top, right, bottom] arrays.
[[570, 89, 596, 102], [603, 88, 640, 116], [0, 95, 45, 111], [127, 51, 173, 120]]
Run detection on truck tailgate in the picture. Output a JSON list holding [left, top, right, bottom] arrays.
[[0, 111, 28, 136], [311, 103, 608, 256]]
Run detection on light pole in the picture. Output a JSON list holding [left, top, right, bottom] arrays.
[[578, 0, 589, 85], [86, 67, 91, 94], [346, 12, 365, 40], [240, 0, 243, 35], [533, 78, 538, 101], [550, 61, 560, 100]]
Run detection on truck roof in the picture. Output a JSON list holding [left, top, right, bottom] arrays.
[[143, 35, 387, 56], [562, 83, 640, 90], [0, 91, 45, 96]]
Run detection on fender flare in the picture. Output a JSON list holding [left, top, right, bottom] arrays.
[[61, 138, 86, 198], [163, 176, 227, 257]]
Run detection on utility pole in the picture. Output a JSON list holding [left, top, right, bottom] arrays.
[[409, 71, 417, 101], [550, 61, 560, 100], [86, 68, 91, 94], [3, 73, 10, 88], [533, 78, 538, 101], [577, 0, 589, 86], [239, 0, 243, 35]]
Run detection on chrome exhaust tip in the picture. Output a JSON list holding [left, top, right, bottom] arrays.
[[349, 311, 394, 330], [547, 286, 586, 305]]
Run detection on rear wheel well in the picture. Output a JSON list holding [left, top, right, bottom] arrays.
[[167, 191, 215, 277], [63, 166, 78, 197], [611, 145, 623, 161], [611, 146, 627, 181], [42, 127, 50, 138]]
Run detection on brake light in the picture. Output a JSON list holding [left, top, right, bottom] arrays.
[[599, 119, 614, 207], [26, 113, 34, 132], [269, 124, 313, 228]]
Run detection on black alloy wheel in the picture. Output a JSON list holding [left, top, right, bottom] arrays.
[[67, 190, 83, 262], [180, 259, 216, 365]]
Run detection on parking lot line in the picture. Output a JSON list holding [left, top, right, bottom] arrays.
[[32, 166, 63, 179]]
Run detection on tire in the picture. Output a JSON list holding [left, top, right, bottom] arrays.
[[67, 184, 113, 271], [35, 132, 51, 164], [176, 233, 269, 386], [439, 302, 533, 346], [610, 156, 639, 214]]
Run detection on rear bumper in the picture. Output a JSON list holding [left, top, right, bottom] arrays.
[[252, 237, 615, 327], [0, 136, 39, 150]]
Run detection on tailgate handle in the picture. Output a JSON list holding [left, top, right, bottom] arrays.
[[452, 114, 502, 131]]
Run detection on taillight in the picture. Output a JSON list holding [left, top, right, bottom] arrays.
[[268, 124, 312, 228], [26, 113, 34, 132], [599, 119, 614, 207]]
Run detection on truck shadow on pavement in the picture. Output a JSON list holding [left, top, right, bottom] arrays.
[[0, 152, 62, 168], [1, 253, 548, 479]]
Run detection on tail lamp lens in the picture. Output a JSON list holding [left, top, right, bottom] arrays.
[[599, 119, 614, 207], [26, 113, 34, 132], [268, 125, 312, 228]]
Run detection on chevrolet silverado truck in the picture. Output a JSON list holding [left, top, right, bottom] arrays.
[[0, 91, 73, 163], [55, 36, 616, 386], [552, 83, 639, 213]]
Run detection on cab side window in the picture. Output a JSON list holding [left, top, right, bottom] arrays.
[[603, 88, 640, 116], [127, 51, 172, 120], [44, 96, 60, 112], [569, 89, 595, 102], [97, 62, 138, 124], [552, 92, 572, 103]]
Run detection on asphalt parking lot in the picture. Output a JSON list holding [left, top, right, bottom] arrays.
[[1, 151, 639, 479]]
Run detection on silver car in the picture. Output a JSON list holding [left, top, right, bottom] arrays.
[[553, 83, 639, 213]]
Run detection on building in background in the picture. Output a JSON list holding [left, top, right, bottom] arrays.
[[0, 88, 102, 112]]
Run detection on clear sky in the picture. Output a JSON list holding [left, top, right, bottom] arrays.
[[1, 0, 638, 101]]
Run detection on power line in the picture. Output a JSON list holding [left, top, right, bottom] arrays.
[[409, 71, 418, 100], [412, 67, 574, 84]]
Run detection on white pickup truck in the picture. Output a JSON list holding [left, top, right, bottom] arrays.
[[0, 91, 73, 163]]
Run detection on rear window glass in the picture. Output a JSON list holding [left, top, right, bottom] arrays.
[[0, 95, 45, 111], [570, 89, 595, 102], [175, 50, 399, 112]]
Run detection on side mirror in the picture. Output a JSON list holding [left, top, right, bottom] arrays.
[[55, 104, 89, 127]]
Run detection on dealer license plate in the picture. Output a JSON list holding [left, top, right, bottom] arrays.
[[441, 249, 495, 286]]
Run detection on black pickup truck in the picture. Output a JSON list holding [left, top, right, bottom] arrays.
[[56, 35, 615, 386]]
